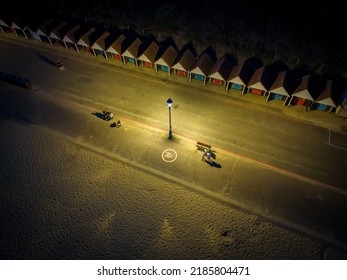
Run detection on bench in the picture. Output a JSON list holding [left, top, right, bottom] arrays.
[[196, 141, 211, 151]]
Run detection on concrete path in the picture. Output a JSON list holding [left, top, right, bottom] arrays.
[[1, 33, 347, 251]]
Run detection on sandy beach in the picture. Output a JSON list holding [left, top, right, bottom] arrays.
[[1, 119, 346, 260]]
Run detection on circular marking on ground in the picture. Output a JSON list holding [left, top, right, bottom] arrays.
[[162, 149, 177, 162]]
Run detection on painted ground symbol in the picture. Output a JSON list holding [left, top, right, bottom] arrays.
[[162, 149, 177, 162]]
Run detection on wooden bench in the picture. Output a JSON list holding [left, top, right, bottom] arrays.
[[196, 141, 212, 151]]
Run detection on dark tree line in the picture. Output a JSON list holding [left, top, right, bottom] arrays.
[[3, 0, 347, 79]]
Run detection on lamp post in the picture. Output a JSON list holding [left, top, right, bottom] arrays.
[[167, 98, 173, 140]]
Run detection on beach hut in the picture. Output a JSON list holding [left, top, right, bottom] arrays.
[[0, 16, 12, 33], [189, 51, 215, 85], [76, 26, 95, 53], [53, 20, 81, 49], [310, 80, 337, 112], [154, 45, 178, 76], [48, 20, 71, 46], [122, 37, 142, 67], [91, 30, 111, 59], [11, 16, 33, 39], [336, 90, 347, 118], [247, 61, 289, 96], [171, 48, 196, 77], [62, 24, 82, 51], [247, 66, 268, 95], [76, 25, 105, 54], [137, 40, 159, 68], [208, 55, 236, 86], [267, 70, 296, 105], [246, 61, 283, 97], [22, 15, 46, 41], [105, 32, 127, 62], [226, 62, 255, 93], [241, 57, 264, 95], [36, 18, 62, 45], [288, 75, 320, 107]]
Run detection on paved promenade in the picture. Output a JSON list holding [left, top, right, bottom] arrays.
[[1, 33, 347, 251]]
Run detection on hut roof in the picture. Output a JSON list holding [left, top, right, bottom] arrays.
[[247, 66, 267, 90], [77, 27, 97, 46], [155, 45, 178, 67], [171, 48, 196, 72], [49, 21, 69, 39], [92, 31, 111, 50], [23, 14, 50, 32], [269, 71, 296, 96], [248, 63, 279, 91], [122, 37, 142, 58], [76, 24, 105, 47], [62, 24, 82, 43], [54, 21, 80, 40], [208, 55, 235, 81], [314, 80, 337, 107], [227, 62, 255, 86], [72, 22, 93, 42], [292, 75, 321, 101], [36, 18, 62, 36], [138, 41, 159, 63], [11, 15, 33, 30], [106, 33, 127, 54], [0, 16, 11, 27], [189, 52, 215, 76]]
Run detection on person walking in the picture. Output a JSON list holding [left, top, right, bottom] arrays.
[[202, 147, 211, 161], [201, 150, 206, 161], [57, 61, 64, 70], [206, 152, 212, 162]]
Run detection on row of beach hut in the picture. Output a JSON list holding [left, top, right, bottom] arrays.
[[0, 14, 344, 113]]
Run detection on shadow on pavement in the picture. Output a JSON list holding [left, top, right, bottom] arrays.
[[203, 159, 222, 168], [92, 112, 105, 120], [34, 52, 57, 67], [110, 121, 122, 128]]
